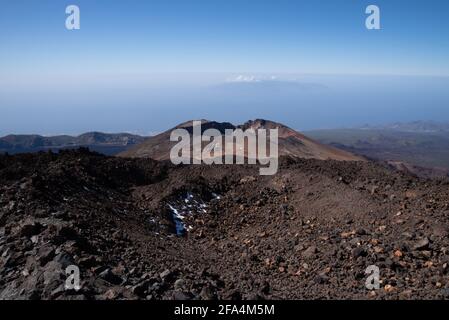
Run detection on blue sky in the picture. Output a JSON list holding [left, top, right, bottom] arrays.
[[0, 0, 449, 134], [1, 0, 449, 75]]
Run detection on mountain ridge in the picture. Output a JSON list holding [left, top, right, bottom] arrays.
[[119, 119, 364, 162], [0, 132, 146, 155]]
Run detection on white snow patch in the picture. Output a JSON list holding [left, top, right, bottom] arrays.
[[168, 204, 186, 235]]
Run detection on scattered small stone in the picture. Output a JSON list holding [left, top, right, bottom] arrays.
[[302, 245, 317, 258], [394, 250, 403, 258], [341, 231, 355, 238], [159, 269, 171, 279], [384, 284, 395, 293], [174, 279, 185, 290], [199, 285, 216, 300], [413, 237, 430, 251]]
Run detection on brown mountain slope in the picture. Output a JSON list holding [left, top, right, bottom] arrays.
[[119, 119, 364, 162]]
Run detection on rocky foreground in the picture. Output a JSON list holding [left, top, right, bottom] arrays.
[[1, 149, 449, 300]]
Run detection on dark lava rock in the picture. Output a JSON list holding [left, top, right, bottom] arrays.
[[53, 252, 75, 269], [314, 274, 330, 285], [99, 269, 123, 285], [351, 247, 367, 259], [172, 291, 193, 300], [37, 246, 55, 266], [20, 221, 44, 237], [131, 281, 150, 298]]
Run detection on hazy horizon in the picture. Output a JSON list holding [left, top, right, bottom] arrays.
[[1, 72, 448, 136]]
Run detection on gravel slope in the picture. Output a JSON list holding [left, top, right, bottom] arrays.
[[1, 149, 448, 300]]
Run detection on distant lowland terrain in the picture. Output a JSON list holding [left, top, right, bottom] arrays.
[[306, 121, 449, 178]]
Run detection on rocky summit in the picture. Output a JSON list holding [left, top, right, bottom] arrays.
[[1, 149, 449, 300], [119, 119, 364, 162]]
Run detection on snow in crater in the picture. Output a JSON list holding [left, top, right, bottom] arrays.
[[166, 192, 221, 236], [168, 204, 186, 236]]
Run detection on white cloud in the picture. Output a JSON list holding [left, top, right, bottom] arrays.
[[226, 75, 279, 83]]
